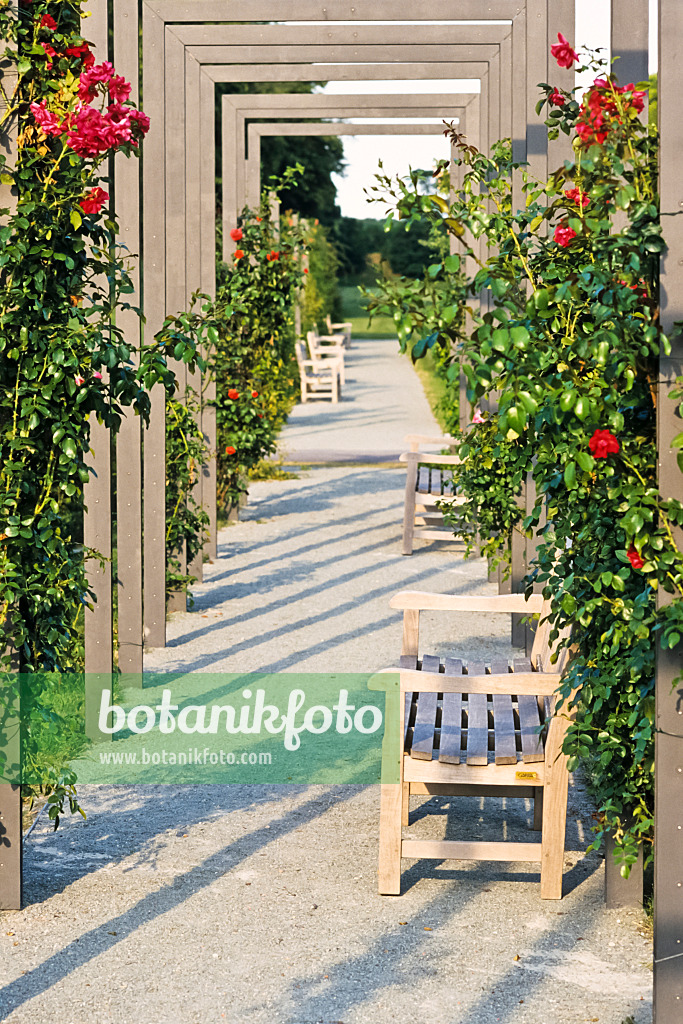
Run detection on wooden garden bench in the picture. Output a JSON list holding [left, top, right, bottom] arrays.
[[306, 330, 346, 385], [401, 434, 466, 554], [325, 314, 352, 348], [378, 591, 574, 899], [295, 341, 341, 403]]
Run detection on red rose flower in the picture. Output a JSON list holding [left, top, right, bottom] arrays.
[[551, 32, 579, 69], [554, 225, 577, 248], [304, 268, 309, 274], [40, 13, 57, 29], [549, 89, 566, 106], [230, 228, 243, 242], [266, 250, 279, 262], [80, 187, 109, 214], [251, 390, 259, 398], [233, 249, 244, 260], [588, 429, 620, 458], [65, 43, 95, 68], [627, 545, 645, 570], [227, 389, 239, 400], [225, 446, 236, 455], [40, 40, 57, 67], [564, 187, 589, 208]]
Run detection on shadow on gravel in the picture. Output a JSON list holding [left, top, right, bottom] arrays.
[[1, 787, 361, 1019], [162, 560, 492, 673], [267, 860, 614, 1024], [20, 784, 301, 905]]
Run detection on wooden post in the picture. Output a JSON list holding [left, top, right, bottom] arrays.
[[655, 1, 683, 1015], [142, 2, 168, 647], [611, 0, 650, 87], [0, 0, 22, 910], [83, 0, 114, 733], [601, 0, 650, 908], [113, 0, 144, 681]]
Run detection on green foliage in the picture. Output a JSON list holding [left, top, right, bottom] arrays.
[[302, 219, 341, 332], [370, 51, 683, 869], [332, 217, 386, 280], [210, 177, 308, 512], [165, 391, 210, 597]]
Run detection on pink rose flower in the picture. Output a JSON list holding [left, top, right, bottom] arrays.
[[92, 371, 103, 380], [472, 408, 485, 424], [564, 187, 589, 208], [554, 225, 577, 248], [74, 375, 85, 386], [30, 100, 63, 137], [551, 32, 579, 69], [549, 89, 566, 106], [108, 75, 132, 105], [40, 13, 57, 30]]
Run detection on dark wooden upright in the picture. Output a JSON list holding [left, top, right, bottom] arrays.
[[656, 1, 683, 1017]]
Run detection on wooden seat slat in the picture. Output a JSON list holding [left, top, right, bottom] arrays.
[[439, 657, 464, 763], [463, 661, 488, 765], [517, 694, 545, 763], [513, 657, 533, 673], [399, 654, 417, 744], [409, 655, 440, 760], [417, 467, 431, 493], [492, 694, 518, 764]]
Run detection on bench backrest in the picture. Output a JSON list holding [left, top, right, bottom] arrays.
[[529, 597, 572, 673]]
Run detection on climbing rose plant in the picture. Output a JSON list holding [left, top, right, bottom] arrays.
[[369, 41, 683, 873], [210, 175, 309, 513], [0, 1, 201, 822]]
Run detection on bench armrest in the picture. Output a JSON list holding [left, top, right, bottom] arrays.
[[389, 591, 544, 614], [399, 452, 462, 466], [404, 433, 458, 448]]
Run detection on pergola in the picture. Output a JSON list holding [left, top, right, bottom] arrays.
[[3, 3, 682, 1017]]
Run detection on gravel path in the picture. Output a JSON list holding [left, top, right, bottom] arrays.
[[0, 338, 652, 1024]]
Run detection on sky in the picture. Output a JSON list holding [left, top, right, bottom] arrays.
[[313, 0, 657, 219]]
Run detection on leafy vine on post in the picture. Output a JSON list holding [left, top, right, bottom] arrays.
[[367, 35, 683, 873], [210, 173, 310, 517], [0, 1, 202, 824]]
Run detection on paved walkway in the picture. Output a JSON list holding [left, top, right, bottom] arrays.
[[0, 338, 652, 1024]]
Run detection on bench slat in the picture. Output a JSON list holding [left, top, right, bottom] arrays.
[[517, 694, 545, 763], [439, 657, 463, 763], [464, 661, 488, 765], [417, 467, 431, 493], [410, 655, 440, 760], [492, 694, 518, 764], [399, 655, 417, 745]]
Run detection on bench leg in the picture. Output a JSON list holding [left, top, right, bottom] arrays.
[[540, 756, 570, 899], [402, 781, 410, 827], [402, 454, 419, 555], [378, 784, 402, 895], [533, 788, 543, 831]]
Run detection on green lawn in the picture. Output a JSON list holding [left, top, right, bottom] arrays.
[[338, 284, 397, 338]]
